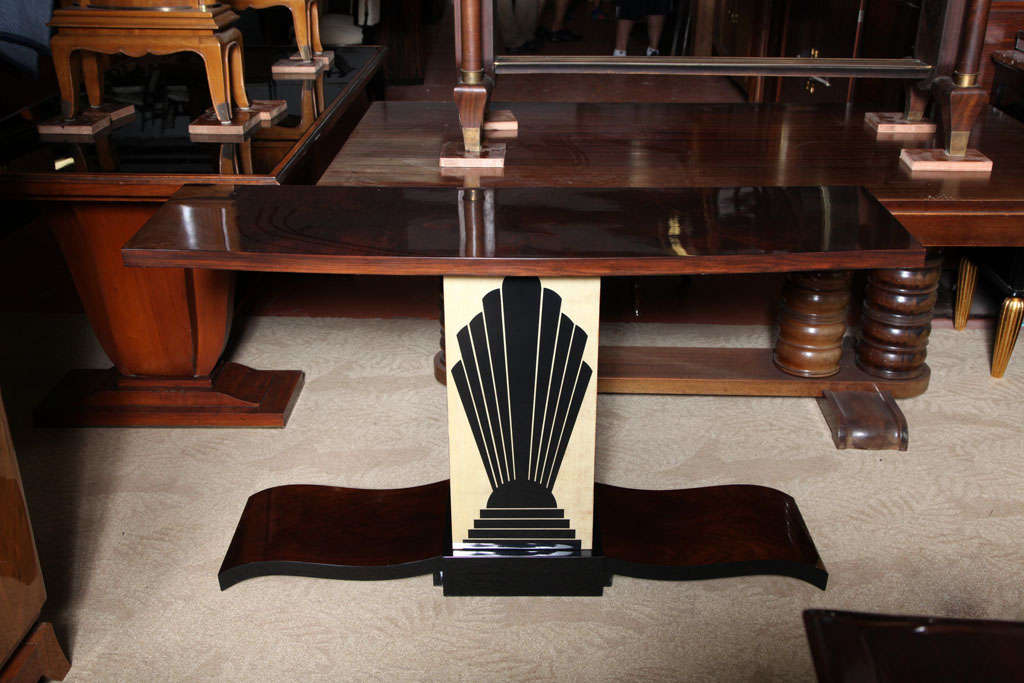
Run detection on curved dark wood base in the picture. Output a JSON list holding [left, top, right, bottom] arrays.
[[218, 481, 450, 590], [0, 622, 70, 682], [596, 483, 828, 590], [219, 479, 825, 593], [35, 362, 304, 427]]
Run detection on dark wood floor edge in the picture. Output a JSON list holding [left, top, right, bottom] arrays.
[[217, 558, 444, 590], [606, 558, 828, 590]]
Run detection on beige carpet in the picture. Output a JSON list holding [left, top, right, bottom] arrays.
[[3, 313, 1022, 681]]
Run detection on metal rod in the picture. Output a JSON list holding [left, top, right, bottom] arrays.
[[493, 56, 933, 79]]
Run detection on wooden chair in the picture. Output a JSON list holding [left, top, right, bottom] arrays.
[[229, 0, 325, 61], [50, 1, 251, 123]]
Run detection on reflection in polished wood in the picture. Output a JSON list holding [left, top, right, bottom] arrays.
[[123, 186, 923, 275], [856, 258, 941, 380], [320, 102, 1024, 247], [597, 346, 930, 398], [953, 256, 978, 329], [774, 271, 853, 378], [218, 481, 450, 589], [596, 483, 827, 589], [804, 609, 1024, 683]]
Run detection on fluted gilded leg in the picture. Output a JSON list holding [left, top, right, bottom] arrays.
[[954, 257, 978, 330], [991, 297, 1023, 378], [856, 258, 941, 380], [774, 271, 852, 378]]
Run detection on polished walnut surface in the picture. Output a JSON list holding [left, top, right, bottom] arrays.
[[319, 102, 1024, 246], [122, 185, 923, 275]]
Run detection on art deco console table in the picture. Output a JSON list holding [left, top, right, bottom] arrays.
[[123, 183, 926, 595]]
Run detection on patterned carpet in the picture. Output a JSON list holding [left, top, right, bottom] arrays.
[[3, 314, 1022, 681]]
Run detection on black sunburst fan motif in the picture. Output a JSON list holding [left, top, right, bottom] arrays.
[[450, 277, 593, 552]]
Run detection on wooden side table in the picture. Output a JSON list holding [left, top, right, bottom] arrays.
[[49, 3, 250, 125]]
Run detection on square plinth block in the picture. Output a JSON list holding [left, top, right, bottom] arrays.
[[37, 109, 112, 136], [865, 112, 936, 134], [273, 57, 326, 76], [899, 148, 993, 173], [483, 110, 518, 131], [439, 141, 507, 168], [249, 99, 288, 125], [188, 109, 261, 141]]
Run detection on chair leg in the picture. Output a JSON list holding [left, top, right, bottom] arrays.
[[82, 51, 105, 108], [309, 0, 324, 54], [954, 257, 977, 330], [196, 43, 232, 122], [289, 0, 313, 60], [991, 297, 1023, 378], [51, 41, 81, 119]]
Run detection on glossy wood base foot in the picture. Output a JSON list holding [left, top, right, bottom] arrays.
[[218, 481, 450, 589], [596, 483, 827, 589], [483, 109, 518, 131], [0, 622, 70, 682], [817, 389, 909, 450], [219, 479, 826, 593], [899, 148, 993, 173], [36, 362, 304, 428], [597, 346, 930, 398], [248, 99, 288, 125], [36, 109, 112, 136], [289, 50, 334, 67]]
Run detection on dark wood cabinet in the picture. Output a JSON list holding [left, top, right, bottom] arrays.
[[0, 391, 70, 681]]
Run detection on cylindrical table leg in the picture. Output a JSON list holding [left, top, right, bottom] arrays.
[[991, 297, 1023, 378], [856, 258, 942, 380], [774, 271, 853, 378]]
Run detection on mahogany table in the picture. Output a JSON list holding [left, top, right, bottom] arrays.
[[0, 45, 383, 427], [123, 183, 925, 595]]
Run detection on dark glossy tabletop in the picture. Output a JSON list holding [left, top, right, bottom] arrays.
[[0, 46, 378, 179], [320, 100, 1024, 216], [122, 185, 924, 275]]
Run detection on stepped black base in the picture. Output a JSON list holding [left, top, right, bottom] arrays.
[[218, 480, 827, 594]]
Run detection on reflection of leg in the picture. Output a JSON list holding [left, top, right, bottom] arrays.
[[615, 20, 634, 53], [551, 0, 570, 31], [647, 14, 665, 50], [991, 297, 1023, 378], [496, 0, 524, 48], [953, 256, 977, 330], [517, 0, 540, 42]]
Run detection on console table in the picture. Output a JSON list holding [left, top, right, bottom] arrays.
[[0, 45, 383, 427], [123, 183, 925, 595]]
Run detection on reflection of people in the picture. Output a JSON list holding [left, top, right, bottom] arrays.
[[612, 0, 669, 56], [539, 0, 582, 43], [497, 0, 543, 53]]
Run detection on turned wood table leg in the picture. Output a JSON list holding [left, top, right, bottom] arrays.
[[774, 271, 852, 378], [856, 257, 941, 380], [991, 297, 1023, 378], [36, 203, 303, 427], [954, 256, 978, 330]]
